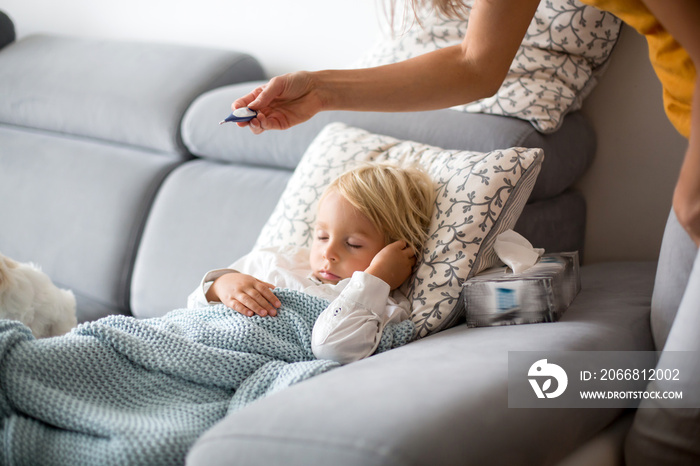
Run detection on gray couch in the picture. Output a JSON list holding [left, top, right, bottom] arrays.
[[1, 11, 697, 466]]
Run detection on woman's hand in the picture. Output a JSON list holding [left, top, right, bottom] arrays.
[[364, 240, 417, 290], [230, 1, 541, 135], [232, 72, 323, 134], [206, 272, 281, 317]]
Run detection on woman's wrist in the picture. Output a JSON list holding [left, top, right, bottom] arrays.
[[310, 69, 351, 112], [312, 67, 411, 112]]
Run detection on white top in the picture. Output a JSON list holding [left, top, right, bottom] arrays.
[[187, 246, 410, 364]]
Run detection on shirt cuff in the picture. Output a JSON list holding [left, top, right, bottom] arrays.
[[339, 271, 391, 316], [187, 268, 237, 308]]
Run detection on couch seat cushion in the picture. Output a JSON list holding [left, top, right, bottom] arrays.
[[187, 261, 655, 466]]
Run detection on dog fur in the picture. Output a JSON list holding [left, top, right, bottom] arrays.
[[0, 253, 77, 338]]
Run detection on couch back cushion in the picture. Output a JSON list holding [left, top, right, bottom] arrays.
[[130, 161, 291, 318], [182, 82, 596, 202], [0, 35, 264, 154], [0, 35, 266, 321], [0, 125, 180, 318]]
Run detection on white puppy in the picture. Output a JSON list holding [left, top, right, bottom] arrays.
[[0, 253, 77, 338]]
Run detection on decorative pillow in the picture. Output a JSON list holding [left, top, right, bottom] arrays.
[[354, 0, 621, 133], [255, 123, 543, 337]]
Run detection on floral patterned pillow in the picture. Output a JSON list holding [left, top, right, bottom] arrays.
[[355, 0, 621, 133], [255, 123, 543, 337]]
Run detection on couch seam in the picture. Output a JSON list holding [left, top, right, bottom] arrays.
[[119, 160, 184, 314]]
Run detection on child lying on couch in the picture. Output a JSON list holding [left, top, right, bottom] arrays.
[[188, 161, 435, 364], [0, 162, 434, 465]]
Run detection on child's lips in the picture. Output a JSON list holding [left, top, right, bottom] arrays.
[[318, 270, 341, 282]]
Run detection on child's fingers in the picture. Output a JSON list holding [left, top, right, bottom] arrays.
[[240, 292, 272, 317], [256, 283, 281, 309], [228, 299, 255, 317], [231, 296, 268, 317], [392, 239, 416, 257], [220, 291, 264, 317], [389, 239, 409, 249], [234, 288, 280, 317]]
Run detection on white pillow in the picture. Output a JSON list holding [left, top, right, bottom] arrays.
[[355, 0, 621, 133], [255, 123, 543, 337]]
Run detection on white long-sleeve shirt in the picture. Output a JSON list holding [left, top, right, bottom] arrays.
[[187, 246, 410, 364]]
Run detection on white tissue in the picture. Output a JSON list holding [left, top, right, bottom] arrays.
[[493, 230, 545, 274]]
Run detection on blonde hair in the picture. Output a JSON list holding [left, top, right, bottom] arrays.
[[322, 162, 435, 255]]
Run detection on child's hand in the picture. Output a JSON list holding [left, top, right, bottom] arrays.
[[206, 272, 281, 317], [364, 240, 417, 290]]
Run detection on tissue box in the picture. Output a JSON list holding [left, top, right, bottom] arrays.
[[461, 252, 580, 327]]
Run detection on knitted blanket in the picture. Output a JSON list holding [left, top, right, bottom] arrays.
[[0, 289, 414, 465]]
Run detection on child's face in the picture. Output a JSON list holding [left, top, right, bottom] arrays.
[[310, 189, 386, 284]]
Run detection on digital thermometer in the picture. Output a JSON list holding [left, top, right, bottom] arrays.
[[219, 107, 257, 125]]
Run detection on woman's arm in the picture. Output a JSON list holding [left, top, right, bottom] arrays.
[[641, 0, 700, 246], [674, 78, 700, 246], [234, 0, 541, 133]]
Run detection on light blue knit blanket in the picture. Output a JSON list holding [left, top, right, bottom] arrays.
[[0, 289, 414, 465]]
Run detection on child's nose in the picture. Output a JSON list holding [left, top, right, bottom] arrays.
[[323, 241, 340, 262]]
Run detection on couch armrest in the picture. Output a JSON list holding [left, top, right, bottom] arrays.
[[0, 11, 15, 50]]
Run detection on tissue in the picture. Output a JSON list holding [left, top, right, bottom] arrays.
[[461, 251, 581, 328], [493, 230, 545, 273]]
